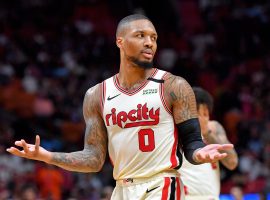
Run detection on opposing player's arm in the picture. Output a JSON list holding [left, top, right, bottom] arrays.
[[50, 84, 108, 172], [206, 121, 238, 170]]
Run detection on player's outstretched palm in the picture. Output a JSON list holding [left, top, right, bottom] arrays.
[[6, 135, 50, 162], [194, 144, 233, 163]]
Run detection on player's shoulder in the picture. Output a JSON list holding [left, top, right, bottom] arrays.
[[85, 73, 115, 96], [85, 82, 102, 98], [83, 82, 104, 116], [162, 72, 189, 86], [162, 72, 193, 98]]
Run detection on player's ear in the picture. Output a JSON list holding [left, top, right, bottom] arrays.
[[116, 37, 123, 49]]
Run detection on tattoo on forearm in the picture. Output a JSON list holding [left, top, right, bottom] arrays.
[[52, 149, 102, 172], [52, 152, 91, 167], [50, 84, 108, 172], [51, 119, 107, 172]]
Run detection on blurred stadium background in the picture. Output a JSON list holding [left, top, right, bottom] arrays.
[[0, 0, 270, 199]]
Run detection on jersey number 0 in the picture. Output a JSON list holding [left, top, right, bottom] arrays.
[[138, 129, 155, 152]]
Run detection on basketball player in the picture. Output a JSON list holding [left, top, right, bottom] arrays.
[[179, 87, 238, 200], [7, 14, 234, 199]]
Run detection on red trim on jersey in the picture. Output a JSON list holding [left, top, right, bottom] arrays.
[[184, 185, 188, 195], [159, 72, 172, 115], [176, 177, 181, 200], [100, 81, 106, 114], [113, 68, 158, 96], [162, 177, 171, 200], [211, 162, 218, 169], [170, 126, 179, 168]]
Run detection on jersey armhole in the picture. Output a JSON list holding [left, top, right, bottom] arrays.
[[159, 72, 172, 115], [100, 81, 106, 115]]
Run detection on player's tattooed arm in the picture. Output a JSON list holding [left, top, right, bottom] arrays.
[[206, 121, 238, 170], [163, 73, 198, 124], [50, 84, 108, 172]]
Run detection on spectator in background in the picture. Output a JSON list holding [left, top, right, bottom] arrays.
[[35, 164, 64, 200], [230, 185, 244, 200], [100, 186, 114, 200], [19, 184, 39, 200]]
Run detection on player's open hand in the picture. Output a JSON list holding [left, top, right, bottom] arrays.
[[194, 144, 234, 163], [6, 135, 50, 162]]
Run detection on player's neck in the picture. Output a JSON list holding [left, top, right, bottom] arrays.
[[118, 64, 153, 91]]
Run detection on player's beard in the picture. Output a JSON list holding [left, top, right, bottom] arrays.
[[129, 56, 153, 69]]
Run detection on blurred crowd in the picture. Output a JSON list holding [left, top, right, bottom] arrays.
[[0, 0, 270, 199]]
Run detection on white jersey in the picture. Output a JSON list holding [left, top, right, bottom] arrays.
[[179, 156, 220, 199], [101, 68, 181, 180]]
